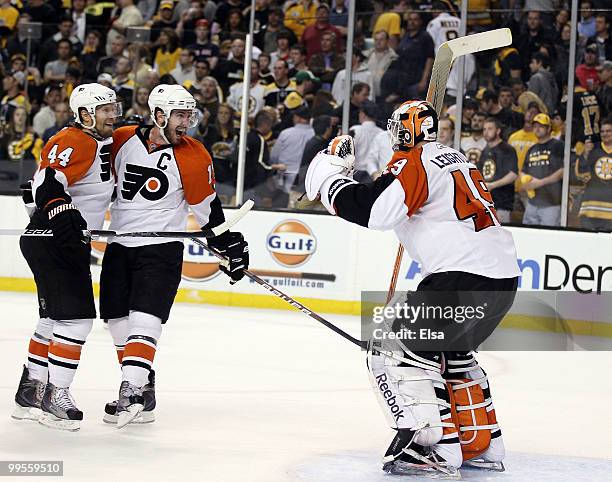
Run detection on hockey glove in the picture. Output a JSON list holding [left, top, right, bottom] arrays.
[[325, 135, 356, 175], [305, 151, 357, 215], [45, 200, 88, 247], [207, 231, 249, 284]]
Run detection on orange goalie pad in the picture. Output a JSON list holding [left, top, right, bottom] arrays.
[[447, 380, 491, 461]]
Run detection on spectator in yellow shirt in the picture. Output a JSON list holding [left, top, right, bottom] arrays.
[[153, 27, 182, 77], [284, 0, 318, 39], [508, 101, 540, 171], [0, 0, 19, 48], [372, 0, 408, 49]]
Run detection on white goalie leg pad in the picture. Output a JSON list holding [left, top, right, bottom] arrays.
[[367, 347, 454, 447]]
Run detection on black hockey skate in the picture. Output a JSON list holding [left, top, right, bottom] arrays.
[[39, 382, 83, 431], [103, 370, 155, 425], [383, 443, 461, 480], [12, 365, 45, 421]]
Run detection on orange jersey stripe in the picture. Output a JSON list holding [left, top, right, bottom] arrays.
[[49, 341, 82, 361], [116, 348, 124, 364], [174, 136, 216, 205], [390, 148, 429, 216], [28, 339, 49, 358], [124, 342, 156, 362]]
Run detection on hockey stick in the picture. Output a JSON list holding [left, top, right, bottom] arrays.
[[385, 28, 512, 304], [189, 236, 367, 349], [0, 200, 255, 239]]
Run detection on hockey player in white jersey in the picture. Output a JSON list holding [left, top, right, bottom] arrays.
[[306, 100, 520, 478], [100, 84, 249, 428], [13, 84, 121, 430]]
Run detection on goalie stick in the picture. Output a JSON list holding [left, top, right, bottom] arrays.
[[385, 28, 512, 305], [0, 199, 255, 239]]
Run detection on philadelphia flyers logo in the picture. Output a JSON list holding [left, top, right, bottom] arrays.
[[121, 163, 169, 201]]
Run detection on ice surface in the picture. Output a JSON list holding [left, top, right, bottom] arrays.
[[0, 292, 610, 481]]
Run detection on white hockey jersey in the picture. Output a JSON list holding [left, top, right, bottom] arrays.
[[109, 126, 219, 247], [33, 126, 114, 230], [426, 12, 461, 52], [332, 142, 520, 279]]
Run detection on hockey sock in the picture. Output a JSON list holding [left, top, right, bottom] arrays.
[[122, 311, 162, 388], [47, 319, 93, 388], [107, 317, 130, 365], [26, 317, 54, 383]]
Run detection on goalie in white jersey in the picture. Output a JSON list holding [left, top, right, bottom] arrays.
[[100, 85, 249, 428], [306, 100, 520, 478]]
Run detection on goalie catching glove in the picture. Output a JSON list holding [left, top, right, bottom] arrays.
[[207, 231, 249, 283], [305, 135, 357, 215]]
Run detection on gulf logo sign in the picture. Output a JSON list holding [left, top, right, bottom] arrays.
[[181, 214, 221, 281], [266, 220, 317, 267]]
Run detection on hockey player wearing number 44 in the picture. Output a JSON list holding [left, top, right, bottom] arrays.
[[306, 100, 520, 478], [100, 84, 249, 428], [13, 84, 122, 431]]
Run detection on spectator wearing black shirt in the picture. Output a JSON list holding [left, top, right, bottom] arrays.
[[308, 31, 345, 89], [38, 16, 83, 73], [493, 46, 522, 88], [215, 0, 246, 33], [516, 11, 554, 80], [24, 0, 57, 38], [254, 6, 297, 54], [332, 82, 371, 130], [382, 11, 434, 102], [264, 60, 296, 107], [520, 113, 565, 226], [213, 36, 246, 97], [597, 61, 612, 119], [587, 14, 612, 65], [186, 19, 220, 70], [480, 118, 519, 223], [219, 8, 247, 43], [479, 89, 523, 137], [150, 1, 179, 43], [577, 117, 612, 231], [239, 110, 279, 205]]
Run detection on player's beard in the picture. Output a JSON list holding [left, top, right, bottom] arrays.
[[164, 125, 187, 145]]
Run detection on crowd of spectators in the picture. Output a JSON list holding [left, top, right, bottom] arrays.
[[0, 0, 610, 230]]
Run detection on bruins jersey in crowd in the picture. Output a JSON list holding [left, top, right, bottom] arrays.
[[562, 86, 601, 145], [577, 142, 612, 221]]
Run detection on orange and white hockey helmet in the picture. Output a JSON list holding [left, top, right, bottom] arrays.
[[387, 100, 438, 151]]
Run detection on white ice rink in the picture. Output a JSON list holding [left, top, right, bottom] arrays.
[[1, 291, 611, 482]]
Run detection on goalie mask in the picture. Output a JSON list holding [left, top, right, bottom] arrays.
[[387, 100, 438, 151]]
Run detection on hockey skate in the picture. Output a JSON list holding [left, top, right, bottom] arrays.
[[103, 370, 155, 425], [115, 380, 145, 429], [38, 382, 83, 431], [462, 459, 505, 472], [12, 365, 45, 421], [383, 446, 461, 480]]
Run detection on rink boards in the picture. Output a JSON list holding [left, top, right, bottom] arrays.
[[1, 195, 611, 340]]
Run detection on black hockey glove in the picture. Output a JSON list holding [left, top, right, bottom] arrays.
[[45, 200, 88, 247], [207, 231, 249, 283], [20, 181, 33, 205]]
